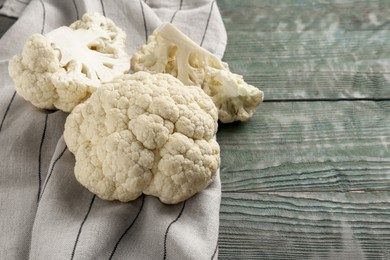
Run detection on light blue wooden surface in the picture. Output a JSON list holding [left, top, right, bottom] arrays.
[[217, 0, 390, 258]]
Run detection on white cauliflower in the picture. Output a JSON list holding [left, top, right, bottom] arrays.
[[64, 72, 220, 204], [131, 23, 264, 123], [8, 12, 130, 112]]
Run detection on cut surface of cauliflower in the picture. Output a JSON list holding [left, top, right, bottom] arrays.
[[131, 23, 264, 123], [8, 12, 130, 112], [64, 72, 220, 204]]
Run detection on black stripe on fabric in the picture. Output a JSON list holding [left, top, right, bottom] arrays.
[[37, 114, 49, 202], [0, 91, 16, 133], [39, 146, 67, 201], [71, 195, 97, 260], [100, 0, 106, 16], [39, 0, 46, 34], [170, 0, 183, 23], [108, 195, 145, 260], [211, 242, 218, 260], [72, 0, 79, 20], [139, 0, 148, 42], [163, 200, 187, 260], [200, 0, 215, 47]]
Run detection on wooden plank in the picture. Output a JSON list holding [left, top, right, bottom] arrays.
[[219, 0, 390, 32], [217, 1, 390, 258], [218, 0, 390, 100], [219, 191, 390, 259], [217, 101, 390, 192]]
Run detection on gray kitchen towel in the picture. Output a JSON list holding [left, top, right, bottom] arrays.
[[0, 0, 226, 259]]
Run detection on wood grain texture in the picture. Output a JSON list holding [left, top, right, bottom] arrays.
[[219, 0, 390, 100], [217, 101, 390, 192], [218, 0, 390, 258], [219, 192, 390, 259]]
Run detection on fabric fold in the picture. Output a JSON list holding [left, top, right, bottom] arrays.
[[0, 0, 226, 259], [0, 0, 31, 18]]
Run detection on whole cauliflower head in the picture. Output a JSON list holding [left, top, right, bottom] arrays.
[[131, 23, 264, 123], [8, 12, 130, 112], [64, 72, 220, 204]]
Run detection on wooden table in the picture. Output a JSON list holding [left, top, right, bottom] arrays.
[[217, 0, 390, 259], [1, 0, 389, 258]]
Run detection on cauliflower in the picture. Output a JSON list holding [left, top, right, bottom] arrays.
[[64, 72, 220, 204], [8, 12, 130, 112], [131, 23, 264, 123]]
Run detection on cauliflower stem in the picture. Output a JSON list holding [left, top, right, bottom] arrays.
[[131, 23, 264, 123], [8, 13, 130, 112]]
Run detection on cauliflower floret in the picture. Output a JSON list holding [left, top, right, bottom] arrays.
[[64, 72, 220, 204], [131, 23, 264, 123], [8, 12, 130, 112]]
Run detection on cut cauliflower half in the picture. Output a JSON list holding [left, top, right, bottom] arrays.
[[64, 72, 220, 204], [8, 12, 130, 112], [131, 23, 264, 123]]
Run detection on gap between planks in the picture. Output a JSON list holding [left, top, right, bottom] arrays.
[[263, 98, 390, 103], [223, 190, 390, 193]]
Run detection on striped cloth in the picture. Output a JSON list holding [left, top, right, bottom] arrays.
[[0, 0, 226, 259]]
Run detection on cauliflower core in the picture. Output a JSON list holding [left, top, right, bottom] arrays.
[[131, 23, 264, 123], [8, 13, 130, 112], [64, 72, 220, 204]]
